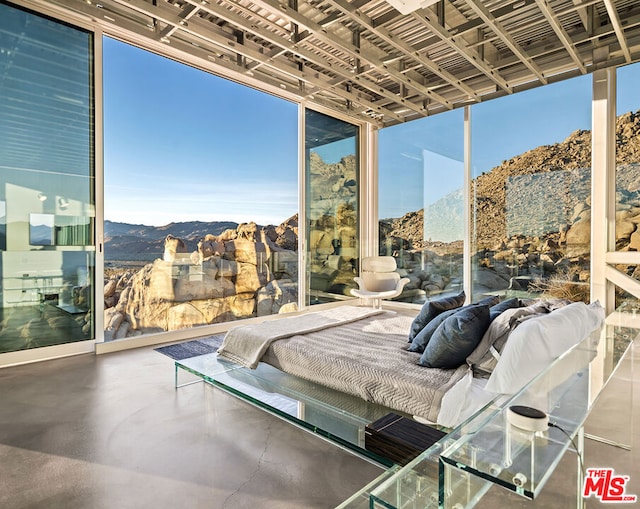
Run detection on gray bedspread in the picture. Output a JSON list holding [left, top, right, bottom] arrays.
[[218, 306, 384, 369], [260, 311, 468, 423]]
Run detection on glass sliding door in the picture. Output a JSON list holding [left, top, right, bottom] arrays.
[[378, 109, 464, 304], [304, 109, 359, 305], [0, 3, 95, 353]]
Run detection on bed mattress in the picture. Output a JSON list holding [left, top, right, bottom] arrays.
[[259, 311, 468, 423]]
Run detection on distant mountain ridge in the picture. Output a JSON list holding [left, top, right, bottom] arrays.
[[104, 219, 240, 260]]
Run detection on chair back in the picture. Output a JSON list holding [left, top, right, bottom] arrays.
[[360, 256, 400, 292]]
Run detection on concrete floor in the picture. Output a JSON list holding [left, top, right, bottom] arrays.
[[0, 340, 638, 509], [0, 347, 384, 509]]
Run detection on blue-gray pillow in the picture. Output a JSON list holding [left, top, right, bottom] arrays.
[[489, 297, 521, 322], [474, 295, 501, 308], [409, 294, 499, 352], [408, 307, 459, 353], [418, 305, 491, 369], [407, 296, 500, 353], [408, 291, 465, 342]]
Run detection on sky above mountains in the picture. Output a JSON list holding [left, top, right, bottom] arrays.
[[103, 37, 298, 227], [104, 37, 640, 225]]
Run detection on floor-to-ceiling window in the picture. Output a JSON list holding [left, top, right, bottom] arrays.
[[378, 109, 464, 304], [103, 38, 298, 340], [0, 2, 95, 354], [470, 76, 592, 302], [613, 62, 640, 309], [304, 109, 359, 305]]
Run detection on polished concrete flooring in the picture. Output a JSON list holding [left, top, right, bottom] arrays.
[[0, 347, 384, 509], [0, 340, 638, 509]]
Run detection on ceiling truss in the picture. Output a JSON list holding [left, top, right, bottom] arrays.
[[21, 0, 640, 126]]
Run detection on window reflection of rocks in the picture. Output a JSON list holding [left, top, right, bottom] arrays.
[[308, 151, 358, 302]]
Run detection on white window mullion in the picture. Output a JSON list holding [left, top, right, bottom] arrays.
[[463, 105, 472, 304], [591, 68, 616, 311], [362, 122, 378, 259]]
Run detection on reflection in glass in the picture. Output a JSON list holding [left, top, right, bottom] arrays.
[[378, 109, 464, 304], [0, 4, 94, 354], [305, 109, 359, 305], [471, 77, 591, 302], [29, 214, 55, 246]]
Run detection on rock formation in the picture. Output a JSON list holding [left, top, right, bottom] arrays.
[[103, 215, 299, 339]]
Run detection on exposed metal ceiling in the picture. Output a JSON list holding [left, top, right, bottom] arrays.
[[17, 0, 640, 126]]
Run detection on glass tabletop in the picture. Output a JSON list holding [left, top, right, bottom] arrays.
[[175, 352, 242, 386]]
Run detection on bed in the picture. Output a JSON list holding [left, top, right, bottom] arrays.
[[218, 306, 470, 423], [217, 301, 605, 427]]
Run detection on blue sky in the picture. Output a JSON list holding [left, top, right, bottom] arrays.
[[104, 37, 640, 224], [103, 37, 298, 226]]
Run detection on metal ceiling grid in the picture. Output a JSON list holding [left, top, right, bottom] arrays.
[[17, 0, 640, 126]]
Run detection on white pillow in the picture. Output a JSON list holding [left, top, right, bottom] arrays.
[[485, 301, 604, 394]]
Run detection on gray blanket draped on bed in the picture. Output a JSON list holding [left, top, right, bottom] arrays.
[[218, 307, 468, 422], [217, 306, 385, 369]]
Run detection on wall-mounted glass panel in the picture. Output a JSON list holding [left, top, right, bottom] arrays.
[[0, 3, 95, 353], [471, 76, 591, 302], [378, 109, 464, 304], [304, 109, 359, 305], [103, 38, 297, 340], [615, 63, 640, 257]]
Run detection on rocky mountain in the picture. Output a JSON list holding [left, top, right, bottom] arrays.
[[105, 220, 240, 260], [475, 110, 640, 249], [102, 214, 300, 338], [383, 110, 640, 251]]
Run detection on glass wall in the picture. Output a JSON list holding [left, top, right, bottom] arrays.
[[104, 38, 298, 341], [0, 3, 95, 353], [614, 62, 640, 307], [102, 38, 298, 340], [305, 109, 359, 304], [470, 76, 592, 302], [378, 109, 464, 304]]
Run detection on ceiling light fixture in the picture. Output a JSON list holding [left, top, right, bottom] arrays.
[[385, 0, 440, 15]]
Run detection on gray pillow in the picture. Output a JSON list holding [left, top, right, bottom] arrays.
[[466, 302, 555, 378], [418, 305, 491, 369], [408, 291, 465, 342], [489, 297, 521, 322], [474, 295, 501, 308]]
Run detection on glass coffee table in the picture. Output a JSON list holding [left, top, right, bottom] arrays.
[[175, 352, 400, 462]]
